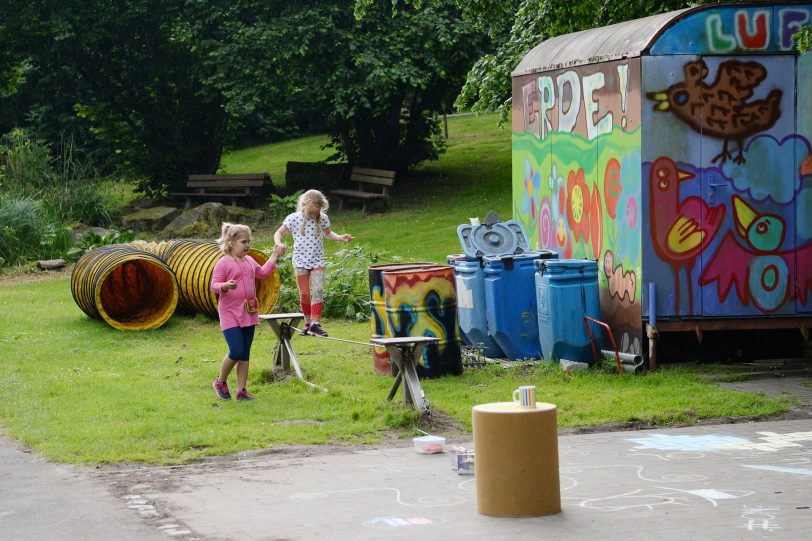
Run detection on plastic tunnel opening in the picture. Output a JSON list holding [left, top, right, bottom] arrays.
[[98, 259, 178, 330]]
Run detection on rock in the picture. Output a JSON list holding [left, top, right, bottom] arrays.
[[122, 206, 181, 233], [156, 202, 265, 240], [224, 206, 265, 228]]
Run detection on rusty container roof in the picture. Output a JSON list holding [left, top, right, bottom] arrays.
[[512, 8, 689, 76]]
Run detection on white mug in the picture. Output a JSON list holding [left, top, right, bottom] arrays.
[[512, 385, 536, 407]]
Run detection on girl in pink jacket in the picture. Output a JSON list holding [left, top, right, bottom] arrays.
[[211, 222, 284, 400]]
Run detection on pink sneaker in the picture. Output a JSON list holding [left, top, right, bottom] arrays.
[[213, 378, 231, 400], [236, 388, 255, 401]]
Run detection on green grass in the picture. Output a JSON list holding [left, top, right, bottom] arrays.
[[0, 113, 792, 465], [220, 134, 333, 186]]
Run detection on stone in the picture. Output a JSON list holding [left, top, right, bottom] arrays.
[[122, 206, 181, 233]]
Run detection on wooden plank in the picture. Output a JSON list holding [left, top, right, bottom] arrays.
[[349, 173, 395, 186], [188, 173, 268, 181], [170, 191, 252, 197], [352, 167, 396, 179], [330, 189, 387, 200], [186, 179, 265, 189]]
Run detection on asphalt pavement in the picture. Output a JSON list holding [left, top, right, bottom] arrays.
[[2, 376, 811, 541]]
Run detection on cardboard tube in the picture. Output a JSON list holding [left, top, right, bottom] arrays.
[[472, 402, 560, 517]]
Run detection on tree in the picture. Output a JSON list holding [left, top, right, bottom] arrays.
[[323, 1, 485, 170], [0, 0, 233, 195], [796, 25, 812, 53], [452, 0, 713, 121], [1, 0, 487, 193]]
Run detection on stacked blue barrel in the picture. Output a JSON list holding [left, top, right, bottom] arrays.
[[449, 212, 557, 361]]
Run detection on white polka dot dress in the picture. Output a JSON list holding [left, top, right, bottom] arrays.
[[283, 211, 331, 269]]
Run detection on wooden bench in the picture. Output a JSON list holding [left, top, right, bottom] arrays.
[[329, 167, 395, 214], [170, 173, 269, 208]]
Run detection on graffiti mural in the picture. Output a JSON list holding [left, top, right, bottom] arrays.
[[646, 59, 782, 164], [648, 157, 726, 315], [513, 3, 812, 352], [700, 195, 812, 313], [512, 58, 643, 349], [643, 51, 810, 318]]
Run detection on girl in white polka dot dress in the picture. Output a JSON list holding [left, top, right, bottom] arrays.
[[273, 189, 353, 336]]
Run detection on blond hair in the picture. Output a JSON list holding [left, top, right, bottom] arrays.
[[297, 189, 329, 236], [216, 222, 251, 255]]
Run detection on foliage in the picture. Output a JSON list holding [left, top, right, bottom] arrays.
[[0, 128, 120, 227], [0, 196, 69, 267], [66, 229, 136, 262], [0, 0, 229, 196], [1, 0, 488, 195], [452, 0, 714, 121], [321, 1, 485, 170], [0, 129, 54, 193], [267, 190, 303, 221], [795, 25, 812, 53], [273, 244, 387, 320]]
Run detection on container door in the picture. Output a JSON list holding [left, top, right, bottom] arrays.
[[797, 52, 812, 314], [699, 55, 798, 317]]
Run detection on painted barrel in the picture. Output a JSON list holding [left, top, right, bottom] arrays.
[[368, 262, 437, 374], [163, 239, 280, 318], [483, 250, 558, 360], [383, 265, 463, 378], [70, 245, 179, 331], [447, 254, 504, 358], [535, 259, 600, 364]]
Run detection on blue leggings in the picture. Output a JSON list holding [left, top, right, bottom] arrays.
[[222, 326, 256, 361]]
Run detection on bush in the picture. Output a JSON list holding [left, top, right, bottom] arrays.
[[1, 129, 121, 227], [273, 244, 388, 320], [0, 195, 69, 267], [267, 191, 302, 222]]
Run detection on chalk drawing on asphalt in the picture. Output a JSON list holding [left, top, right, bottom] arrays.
[[627, 430, 812, 452], [742, 464, 812, 475], [363, 516, 446, 528], [560, 463, 707, 482], [655, 487, 754, 507], [290, 487, 466, 507], [740, 505, 782, 532]]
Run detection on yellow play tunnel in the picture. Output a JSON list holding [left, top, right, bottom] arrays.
[[162, 239, 280, 318], [71, 240, 281, 330], [70, 245, 179, 331]]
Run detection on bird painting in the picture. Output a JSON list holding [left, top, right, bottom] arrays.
[[647, 59, 782, 165], [649, 157, 726, 315], [700, 195, 812, 313]]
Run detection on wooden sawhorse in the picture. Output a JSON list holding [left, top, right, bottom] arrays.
[[370, 336, 439, 416], [259, 313, 305, 379]]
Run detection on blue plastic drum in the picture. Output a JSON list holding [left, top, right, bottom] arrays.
[[447, 254, 504, 358], [482, 250, 557, 360], [535, 259, 600, 364]]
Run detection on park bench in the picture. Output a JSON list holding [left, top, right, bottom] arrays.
[[329, 167, 396, 214], [170, 173, 270, 208]]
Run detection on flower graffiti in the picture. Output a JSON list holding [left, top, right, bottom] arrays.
[[522, 157, 541, 222], [566, 167, 591, 244], [604, 157, 622, 219], [538, 197, 554, 249]]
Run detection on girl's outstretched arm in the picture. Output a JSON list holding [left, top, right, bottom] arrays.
[[323, 227, 353, 243]]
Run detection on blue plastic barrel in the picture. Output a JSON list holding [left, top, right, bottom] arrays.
[[447, 254, 504, 358], [535, 259, 600, 364], [483, 251, 557, 360]]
